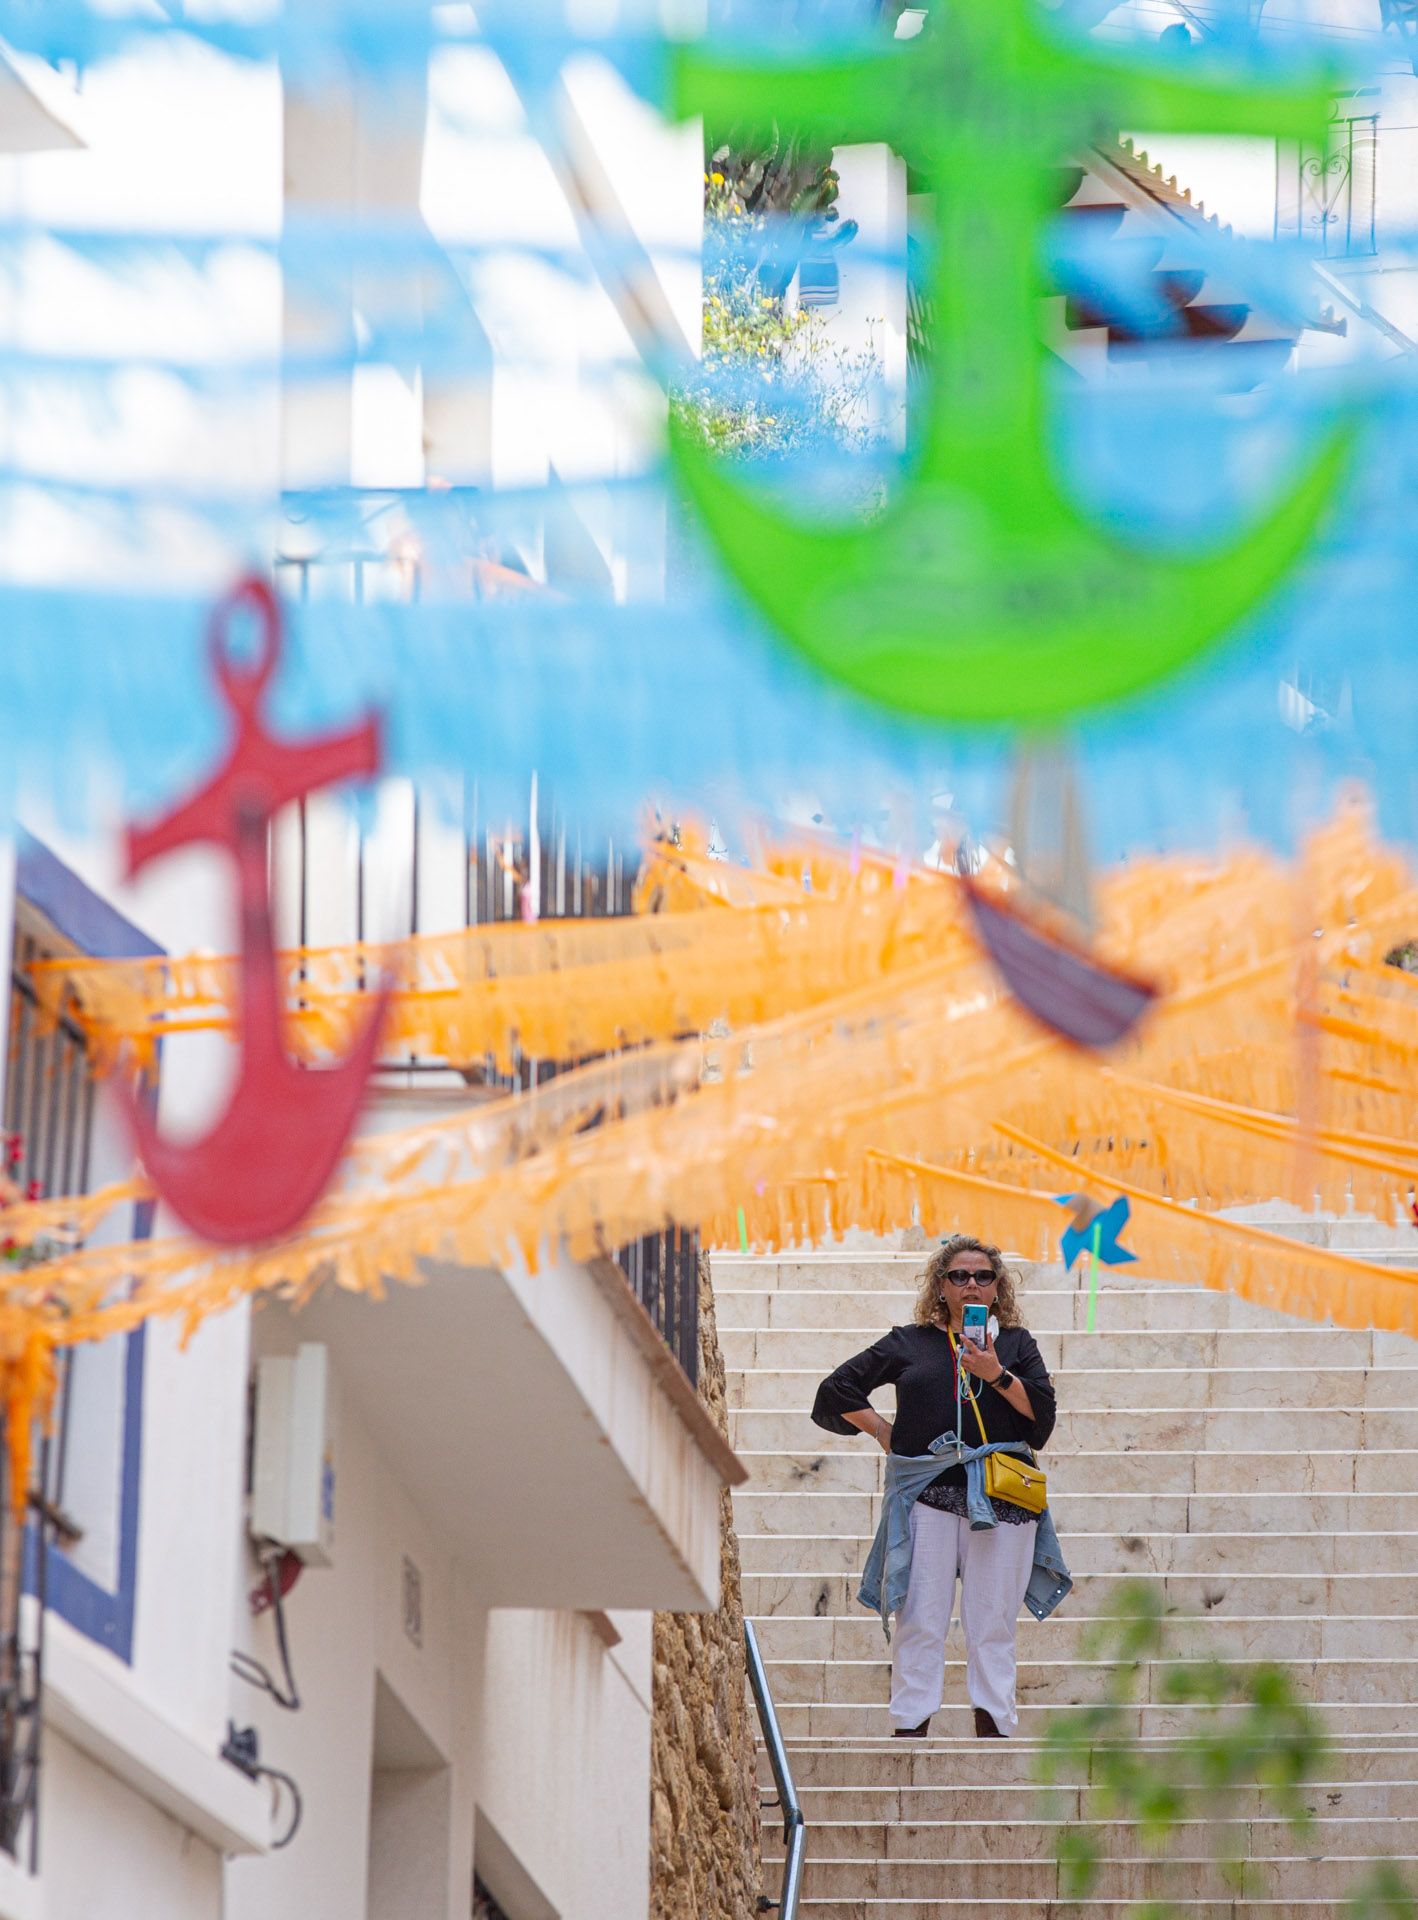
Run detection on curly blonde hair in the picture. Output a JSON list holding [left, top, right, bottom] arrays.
[[913, 1235, 1021, 1329]]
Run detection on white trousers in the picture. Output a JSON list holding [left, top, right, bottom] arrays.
[[889, 1502, 1038, 1735]]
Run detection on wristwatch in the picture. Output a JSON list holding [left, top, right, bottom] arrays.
[[991, 1369, 1015, 1392]]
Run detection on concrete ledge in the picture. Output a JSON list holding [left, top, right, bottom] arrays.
[[292, 1244, 732, 1609], [585, 1255, 746, 1487], [43, 1618, 271, 1856]]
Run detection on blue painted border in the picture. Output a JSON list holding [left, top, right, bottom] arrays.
[[16, 829, 162, 1665]]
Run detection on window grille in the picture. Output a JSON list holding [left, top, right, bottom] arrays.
[[7, 927, 97, 1212], [6, 921, 99, 1539], [0, 914, 103, 1866], [1284, 113, 1379, 259]]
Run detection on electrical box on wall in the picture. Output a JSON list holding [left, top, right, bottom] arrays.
[[250, 1344, 336, 1567]]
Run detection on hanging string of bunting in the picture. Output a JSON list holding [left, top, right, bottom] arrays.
[[860, 1147, 1418, 1348], [27, 832, 976, 1076], [11, 0, 1418, 1534], [28, 795, 1417, 1084], [2, 790, 1418, 1503]]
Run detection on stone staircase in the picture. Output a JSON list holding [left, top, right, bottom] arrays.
[[716, 1232, 1418, 1916]]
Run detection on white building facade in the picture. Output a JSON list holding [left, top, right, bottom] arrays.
[[0, 21, 732, 1920]]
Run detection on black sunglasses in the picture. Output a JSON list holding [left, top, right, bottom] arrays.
[[942, 1267, 997, 1286]]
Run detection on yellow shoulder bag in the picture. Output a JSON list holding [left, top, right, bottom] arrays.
[[949, 1328, 1048, 1516]]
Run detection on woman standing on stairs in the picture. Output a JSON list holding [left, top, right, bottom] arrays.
[[810, 1235, 1063, 1739]]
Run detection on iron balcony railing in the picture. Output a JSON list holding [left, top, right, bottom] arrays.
[[273, 543, 700, 1385], [615, 1228, 699, 1390], [745, 1617, 805, 1919]]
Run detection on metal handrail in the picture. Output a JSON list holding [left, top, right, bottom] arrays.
[[744, 1618, 805, 1920]]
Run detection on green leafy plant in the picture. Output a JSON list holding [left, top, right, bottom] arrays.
[[670, 150, 880, 460], [702, 131, 853, 302], [1038, 1585, 1418, 1912], [1351, 1862, 1418, 1917], [1035, 1582, 1350, 1913]]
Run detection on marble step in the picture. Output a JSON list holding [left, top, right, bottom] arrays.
[[770, 1737, 1418, 1789], [790, 1781, 1418, 1821], [727, 1363, 1418, 1412], [711, 1254, 1042, 1292], [715, 1230, 1418, 1916], [750, 1610, 1415, 1663], [734, 1490, 1418, 1537], [761, 1653, 1418, 1707], [738, 1530, 1418, 1577], [795, 1903, 1393, 1918], [739, 1447, 1418, 1498], [722, 1326, 1398, 1372], [735, 1446, 1418, 1495], [765, 1815, 1410, 1863], [728, 1404, 1418, 1451], [714, 1286, 1375, 1334], [785, 1852, 1417, 1898], [771, 1699, 1418, 1738], [1141, 1213, 1418, 1251], [711, 1225, 1418, 1292], [742, 1570, 1418, 1621]]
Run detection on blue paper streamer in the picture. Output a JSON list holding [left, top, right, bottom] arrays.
[[0, 0, 1405, 869]]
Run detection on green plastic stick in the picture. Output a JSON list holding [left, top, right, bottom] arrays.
[[1085, 1220, 1102, 1335], [670, 6, 1351, 723], [737, 1205, 749, 1253]]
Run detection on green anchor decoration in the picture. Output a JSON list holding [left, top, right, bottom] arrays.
[[670, 3, 1353, 723]]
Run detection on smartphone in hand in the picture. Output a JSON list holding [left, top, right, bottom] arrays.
[[963, 1302, 989, 1349]]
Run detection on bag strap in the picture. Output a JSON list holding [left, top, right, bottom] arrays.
[[947, 1327, 990, 1449]]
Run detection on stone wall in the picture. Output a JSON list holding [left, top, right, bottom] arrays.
[[650, 1258, 763, 1920]]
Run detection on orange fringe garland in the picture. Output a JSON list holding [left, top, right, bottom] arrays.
[[30, 862, 974, 1076], [1, 791, 1417, 1497]]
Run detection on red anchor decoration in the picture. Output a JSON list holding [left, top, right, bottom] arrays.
[[123, 576, 387, 1244]]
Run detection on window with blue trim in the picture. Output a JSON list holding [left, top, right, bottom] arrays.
[[10, 832, 161, 1665]]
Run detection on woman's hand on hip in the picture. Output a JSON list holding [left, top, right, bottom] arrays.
[[843, 1407, 893, 1451]]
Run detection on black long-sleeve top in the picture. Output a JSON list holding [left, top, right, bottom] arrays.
[[811, 1322, 1057, 1491]]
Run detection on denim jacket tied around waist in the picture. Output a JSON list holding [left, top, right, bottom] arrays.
[[858, 1431, 1072, 1639]]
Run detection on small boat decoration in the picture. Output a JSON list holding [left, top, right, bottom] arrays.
[[962, 873, 1158, 1049]]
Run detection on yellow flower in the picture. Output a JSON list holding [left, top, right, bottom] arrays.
[[711, 170, 725, 186]]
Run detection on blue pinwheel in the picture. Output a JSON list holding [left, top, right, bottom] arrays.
[[1055, 1193, 1137, 1273]]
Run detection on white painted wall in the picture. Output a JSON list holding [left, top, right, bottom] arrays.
[[477, 1609, 654, 1920], [813, 142, 909, 433], [3, 808, 696, 1920], [225, 1299, 659, 1920], [0, 19, 712, 1920], [5, 818, 264, 1919], [6, 776, 715, 1919], [0, 42, 280, 592], [42, 1732, 224, 1920], [225, 1306, 482, 1920]]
